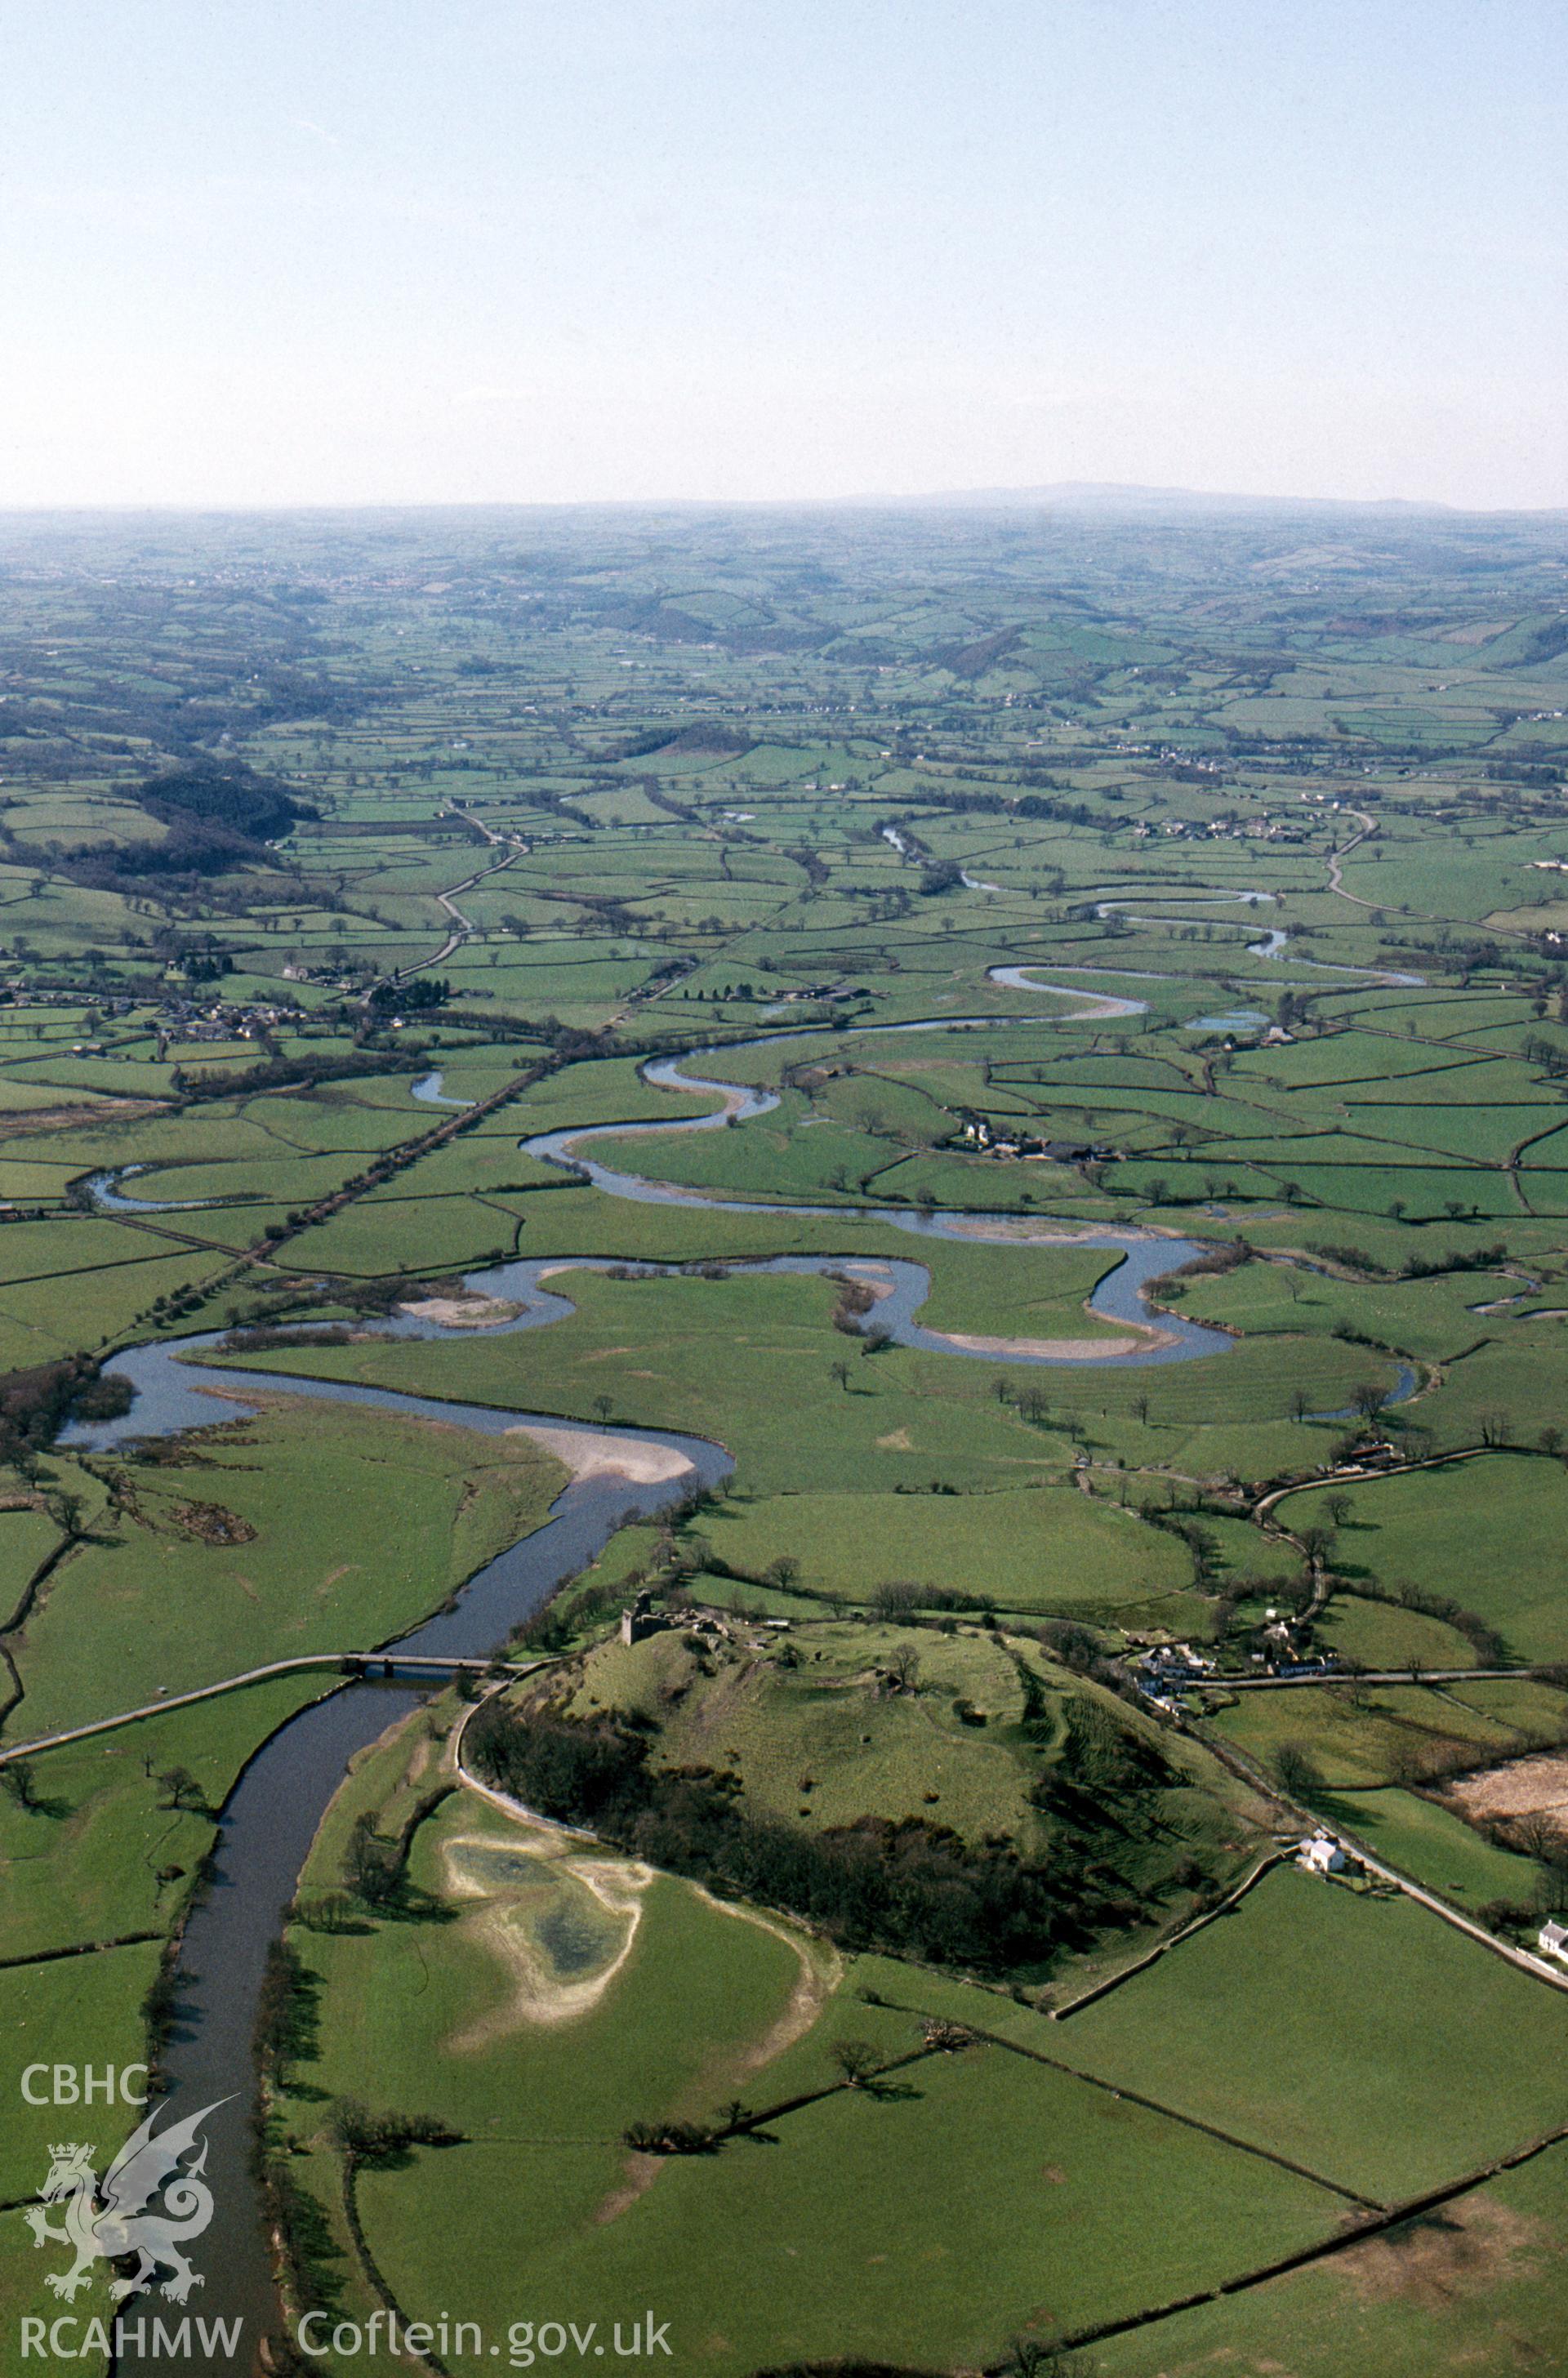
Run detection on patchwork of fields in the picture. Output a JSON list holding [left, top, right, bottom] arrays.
[[2, 504, 1568, 2374]]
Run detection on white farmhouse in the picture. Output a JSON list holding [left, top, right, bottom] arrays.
[[1298, 1834, 1346, 1878], [1539, 1920, 1568, 1963]]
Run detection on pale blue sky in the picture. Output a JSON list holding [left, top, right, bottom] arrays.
[[1, 1, 1562, 509]]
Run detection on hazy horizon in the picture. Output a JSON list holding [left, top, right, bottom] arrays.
[[3, 0, 1564, 514], [0, 476, 1565, 526]]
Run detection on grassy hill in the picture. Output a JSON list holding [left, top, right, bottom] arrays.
[[477, 1605, 1269, 1979]]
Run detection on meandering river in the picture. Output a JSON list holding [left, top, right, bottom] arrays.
[[69, 986, 1254, 2369]]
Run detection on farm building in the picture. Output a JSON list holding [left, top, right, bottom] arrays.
[[1298, 1834, 1347, 1878], [1539, 1921, 1568, 1963]]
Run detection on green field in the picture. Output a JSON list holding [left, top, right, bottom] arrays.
[[684, 1481, 1192, 1613], [537, 1613, 1262, 1920], [1209, 1676, 1568, 1790], [1059, 1866, 1568, 2201], [1095, 2145, 1568, 2378], [7, 1396, 565, 1735], [3, 503, 1568, 2371], [1284, 1454, 1568, 1661], [274, 1743, 1338, 2377], [1325, 1784, 1544, 1913]]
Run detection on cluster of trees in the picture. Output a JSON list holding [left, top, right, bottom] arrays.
[[140, 1955, 186, 2064], [342, 1811, 408, 1907], [829, 1275, 878, 1338], [1312, 1239, 1385, 1276], [1152, 1512, 1223, 1590], [880, 782, 1094, 831], [466, 1702, 1079, 1971], [220, 1324, 353, 1355], [1396, 1240, 1508, 1280], [368, 974, 448, 1012], [868, 1577, 991, 1622], [1488, 758, 1564, 786], [139, 761, 313, 845], [0, 1355, 131, 1470], [1031, 1699, 1176, 1824], [330, 2100, 462, 2165], [177, 1048, 425, 1105], [1272, 1741, 1323, 1799], [51, 761, 318, 892], [1166, 1236, 1252, 1281], [787, 843, 831, 892], [1521, 1033, 1568, 1081], [253, 1939, 314, 2088], [618, 722, 752, 759]]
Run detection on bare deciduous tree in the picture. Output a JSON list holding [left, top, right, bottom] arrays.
[[830, 2038, 883, 2087]]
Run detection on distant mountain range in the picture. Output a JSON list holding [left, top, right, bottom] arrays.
[[882, 480, 1560, 519]]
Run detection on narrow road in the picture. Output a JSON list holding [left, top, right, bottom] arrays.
[[0, 1651, 535, 1764], [1324, 810, 1381, 906], [1344, 1834, 1568, 1988], [385, 806, 524, 985], [1194, 1727, 1568, 1994], [388, 851, 517, 982], [1253, 1438, 1500, 1521], [1191, 1664, 1547, 1691], [450, 1674, 595, 1840]]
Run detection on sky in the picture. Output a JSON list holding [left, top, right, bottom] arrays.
[[0, 0, 1563, 512]]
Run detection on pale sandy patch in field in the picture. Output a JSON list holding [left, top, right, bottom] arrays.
[[506, 1423, 693, 1485], [694, 1891, 841, 2079], [593, 2157, 658, 2226], [396, 1294, 520, 1328], [934, 1326, 1156, 1359], [942, 1218, 1122, 1246], [1331, 2193, 1544, 2307]]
